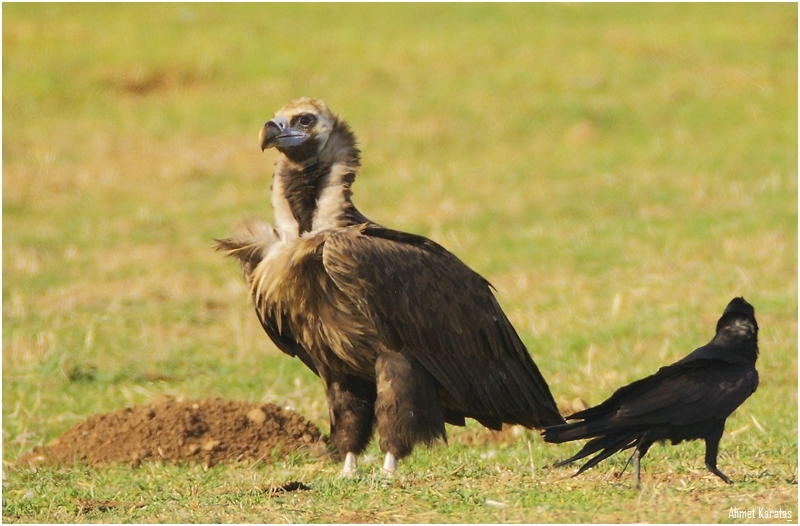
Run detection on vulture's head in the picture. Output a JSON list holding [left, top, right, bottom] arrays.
[[260, 98, 358, 167]]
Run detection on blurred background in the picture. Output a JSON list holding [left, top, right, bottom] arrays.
[[3, 2, 796, 473]]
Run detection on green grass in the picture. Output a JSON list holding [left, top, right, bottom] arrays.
[[3, 3, 797, 523]]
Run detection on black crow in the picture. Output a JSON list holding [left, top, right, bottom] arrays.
[[216, 98, 564, 476], [542, 297, 759, 487]]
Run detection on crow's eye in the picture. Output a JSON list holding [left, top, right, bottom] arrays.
[[297, 114, 316, 128]]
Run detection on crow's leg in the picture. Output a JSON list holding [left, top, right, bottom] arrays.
[[632, 433, 654, 489], [704, 423, 732, 484], [633, 448, 641, 489], [375, 351, 446, 475]]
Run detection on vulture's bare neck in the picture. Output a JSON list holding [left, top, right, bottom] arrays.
[[272, 123, 369, 238]]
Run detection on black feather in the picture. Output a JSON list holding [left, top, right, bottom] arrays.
[[542, 297, 759, 484]]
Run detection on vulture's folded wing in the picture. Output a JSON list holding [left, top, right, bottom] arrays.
[[322, 224, 563, 427], [256, 308, 320, 377]]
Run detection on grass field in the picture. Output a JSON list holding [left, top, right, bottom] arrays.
[[3, 3, 797, 523]]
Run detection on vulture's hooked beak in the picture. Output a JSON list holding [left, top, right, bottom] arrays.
[[259, 116, 309, 151]]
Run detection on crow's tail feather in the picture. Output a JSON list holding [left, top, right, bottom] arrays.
[[541, 415, 616, 443], [556, 433, 639, 476]]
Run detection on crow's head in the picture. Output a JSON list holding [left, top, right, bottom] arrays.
[[721, 297, 756, 320], [717, 297, 759, 351]]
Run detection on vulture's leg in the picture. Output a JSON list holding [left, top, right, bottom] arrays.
[[320, 367, 377, 476], [375, 351, 447, 474], [704, 422, 732, 484]]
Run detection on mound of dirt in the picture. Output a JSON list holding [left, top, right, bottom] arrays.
[[18, 396, 328, 468]]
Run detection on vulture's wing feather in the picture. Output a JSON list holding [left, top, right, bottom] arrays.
[[323, 224, 563, 427], [256, 308, 320, 377]]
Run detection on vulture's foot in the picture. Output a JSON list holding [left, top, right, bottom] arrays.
[[339, 452, 358, 478], [381, 452, 398, 475]]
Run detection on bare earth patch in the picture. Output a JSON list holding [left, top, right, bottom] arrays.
[[18, 396, 328, 468]]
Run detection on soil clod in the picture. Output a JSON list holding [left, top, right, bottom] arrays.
[[18, 396, 328, 468]]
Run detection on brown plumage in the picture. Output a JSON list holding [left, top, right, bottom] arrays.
[[215, 98, 564, 475]]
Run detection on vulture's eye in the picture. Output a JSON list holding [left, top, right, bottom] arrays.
[[297, 114, 316, 128]]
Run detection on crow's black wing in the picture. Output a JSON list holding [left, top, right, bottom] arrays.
[[575, 363, 758, 429]]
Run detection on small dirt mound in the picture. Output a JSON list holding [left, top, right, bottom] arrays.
[[18, 396, 328, 468]]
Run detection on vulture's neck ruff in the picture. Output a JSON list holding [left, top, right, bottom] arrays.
[[264, 99, 365, 238]]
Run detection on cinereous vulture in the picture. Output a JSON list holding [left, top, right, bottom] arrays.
[[216, 98, 564, 475]]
